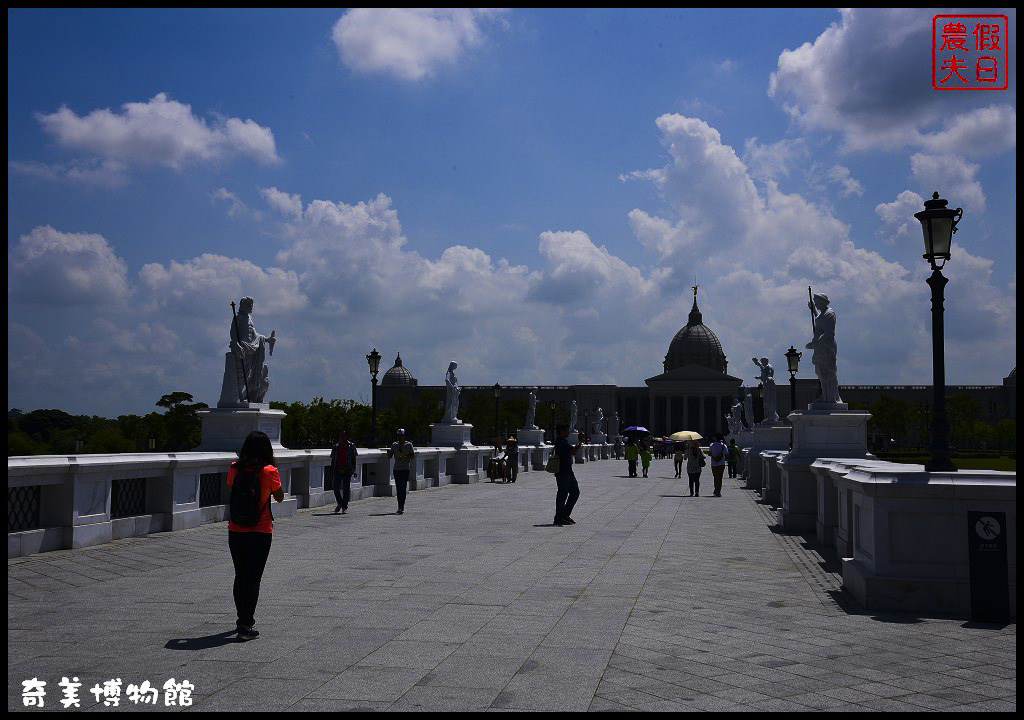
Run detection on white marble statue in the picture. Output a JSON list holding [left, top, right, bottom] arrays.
[[525, 388, 537, 429], [731, 400, 744, 432], [569, 401, 578, 432], [743, 388, 755, 429], [442, 361, 461, 423], [221, 296, 276, 404], [806, 293, 843, 404], [594, 407, 604, 434], [752, 357, 779, 425], [725, 411, 738, 436]]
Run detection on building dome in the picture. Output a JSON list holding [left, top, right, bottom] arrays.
[[381, 353, 417, 386], [664, 289, 727, 374]]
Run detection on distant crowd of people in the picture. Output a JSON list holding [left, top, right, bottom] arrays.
[[223, 425, 744, 641]]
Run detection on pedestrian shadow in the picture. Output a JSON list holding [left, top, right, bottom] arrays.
[[369, 512, 400, 516], [658, 494, 690, 498], [164, 630, 239, 650], [311, 512, 343, 516], [533, 523, 562, 527]]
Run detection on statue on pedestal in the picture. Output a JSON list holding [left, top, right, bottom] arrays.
[[752, 357, 779, 425], [442, 361, 461, 423], [525, 388, 537, 429], [806, 293, 843, 404], [219, 296, 276, 406], [594, 407, 604, 434], [743, 389, 755, 430], [569, 401, 578, 432], [730, 399, 745, 432]]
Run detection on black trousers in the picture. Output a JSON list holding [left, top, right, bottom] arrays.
[[555, 474, 580, 519], [688, 471, 701, 496], [508, 460, 518, 483], [333, 468, 352, 509], [674, 459, 683, 477], [228, 531, 272, 628], [627, 459, 637, 477], [727, 460, 737, 478], [394, 469, 409, 511]]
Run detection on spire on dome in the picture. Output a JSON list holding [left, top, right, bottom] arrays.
[[688, 281, 703, 326]]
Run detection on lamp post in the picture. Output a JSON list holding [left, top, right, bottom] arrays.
[[549, 401, 557, 444], [914, 191, 961, 472], [493, 383, 501, 441], [785, 345, 802, 418], [366, 348, 381, 448]]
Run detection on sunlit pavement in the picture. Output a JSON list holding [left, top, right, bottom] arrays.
[[8, 459, 1016, 711]]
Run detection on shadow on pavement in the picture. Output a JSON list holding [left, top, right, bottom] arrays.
[[369, 512, 399, 517], [164, 630, 239, 650]]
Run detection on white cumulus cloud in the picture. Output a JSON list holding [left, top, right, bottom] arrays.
[[11, 226, 131, 305], [35, 92, 280, 170], [332, 8, 505, 81]]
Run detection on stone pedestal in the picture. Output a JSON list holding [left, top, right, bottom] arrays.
[[568, 431, 585, 463], [196, 405, 286, 452], [777, 405, 870, 532], [591, 432, 606, 445], [742, 426, 791, 492], [822, 460, 1017, 619], [431, 421, 473, 448], [517, 428, 545, 447]]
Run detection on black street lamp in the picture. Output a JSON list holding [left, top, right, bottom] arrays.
[[914, 192, 961, 472], [366, 348, 381, 448], [785, 345, 802, 418], [493, 383, 501, 440], [549, 400, 557, 444]]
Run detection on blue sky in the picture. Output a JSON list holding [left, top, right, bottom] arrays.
[[8, 8, 1017, 416]]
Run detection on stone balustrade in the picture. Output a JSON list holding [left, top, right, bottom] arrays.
[[8, 442, 576, 558], [813, 458, 1016, 619]]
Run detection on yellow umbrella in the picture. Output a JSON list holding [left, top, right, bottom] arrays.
[[668, 430, 702, 442]]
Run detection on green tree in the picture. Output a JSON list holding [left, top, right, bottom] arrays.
[[866, 394, 916, 448], [947, 392, 983, 449], [156, 392, 209, 451]]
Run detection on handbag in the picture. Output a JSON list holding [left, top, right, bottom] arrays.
[[545, 454, 560, 474]]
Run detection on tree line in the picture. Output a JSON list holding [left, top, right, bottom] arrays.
[[857, 392, 1015, 453], [8, 390, 556, 456]]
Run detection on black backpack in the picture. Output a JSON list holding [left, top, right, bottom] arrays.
[[229, 463, 271, 527]]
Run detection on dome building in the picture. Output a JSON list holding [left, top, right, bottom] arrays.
[[634, 285, 742, 436], [380, 353, 417, 387]]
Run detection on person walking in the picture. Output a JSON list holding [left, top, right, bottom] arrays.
[[685, 440, 704, 496], [728, 438, 740, 479], [624, 438, 639, 477], [673, 443, 685, 478], [553, 424, 582, 525], [227, 430, 285, 641], [387, 429, 415, 514], [640, 443, 653, 478], [708, 433, 728, 497], [505, 436, 519, 483], [329, 429, 358, 514]]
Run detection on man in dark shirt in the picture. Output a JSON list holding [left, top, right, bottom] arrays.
[[329, 429, 358, 514], [553, 424, 583, 526]]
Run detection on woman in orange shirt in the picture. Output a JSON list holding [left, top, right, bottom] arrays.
[[227, 431, 285, 641]]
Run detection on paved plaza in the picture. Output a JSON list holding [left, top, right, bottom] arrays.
[[8, 459, 1017, 712]]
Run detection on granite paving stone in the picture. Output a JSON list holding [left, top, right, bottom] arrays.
[[7, 460, 1016, 712]]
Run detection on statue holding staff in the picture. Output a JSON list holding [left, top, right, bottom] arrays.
[[569, 401, 578, 432], [525, 388, 538, 429], [220, 296, 276, 405], [806, 292, 843, 404]]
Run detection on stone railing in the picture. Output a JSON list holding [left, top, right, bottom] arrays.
[[7, 440, 595, 558]]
